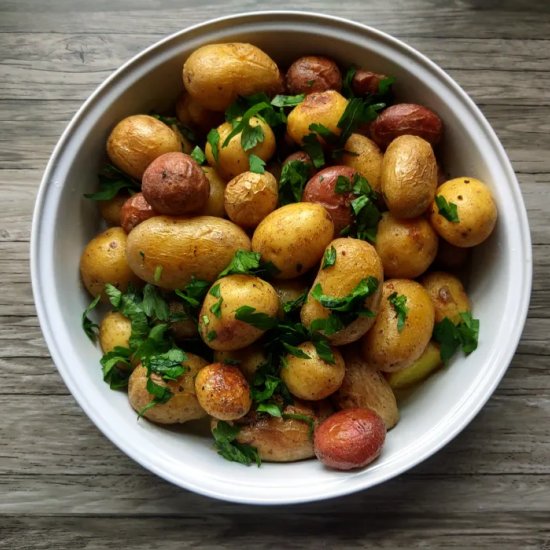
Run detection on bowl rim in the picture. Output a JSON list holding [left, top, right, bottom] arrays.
[[31, 10, 532, 505]]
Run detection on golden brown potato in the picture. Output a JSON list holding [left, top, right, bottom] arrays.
[[420, 271, 471, 324], [175, 91, 223, 135], [286, 90, 348, 145], [429, 177, 498, 247], [281, 341, 345, 400], [120, 192, 158, 233], [80, 227, 142, 301], [341, 134, 383, 194], [252, 202, 334, 279], [168, 301, 198, 342], [386, 341, 442, 389], [381, 135, 438, 218], [301, 238, 384, 345], [98, 193, 129, 226], [333, 349, 399, 430], [182, 43, 282, 111], [200, 167, 227, 218], [214, 343, 267, 381], [198, 275, 279, 351], [194, 363, 251, 420], [224, 171, 278, 229], [374, 212, 438, 278], [361, 279, 435, 372], [205, 118, 276, 180], [128, 354, 207, 424], [98, 311, 132, 355], [285, 56, 342, 94], [126, 216, 251, 289], [106, 114, 182, 180]]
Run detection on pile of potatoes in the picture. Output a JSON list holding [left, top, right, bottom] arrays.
[[80, 42, 497, 471]]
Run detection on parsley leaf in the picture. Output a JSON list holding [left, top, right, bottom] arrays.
[[82, 295, 101, 342], [435, 195, 460, 223], [209, 283, 223, 318], [256, 402, 282, 417], [433, 312, 480, 363], [248, 154, 266, 174], [378, 76, 396, 95], [212, 421, 261, 466], [84, 163, 140, 201], [223, 102, 271, 151], [342, 65, 358, 98], [138, 377, 173, 418], [337, 98, 385, 143], [310, 332, 336, 364], [100, 346, 132, 389], [311, 277, 379, 313], [278, 159, 311, 205], [281, 412, 315, 438], [302, 133, 326, 168], [141, 284, 170, 321], [218, 250, 279, 279], [457, 312, 480, 354], [235, 306, 278, 330], [207, 128, 220, 162], [282, 342, 311, 359], [322, 245, 337, 269], [207, 329, 217, 342], [282, 292, 307, 316], [175, 277, 210, 311], [271, 94, 305, 108], [153, 265, 163, 283], [191, 145, 206, 165], [388, 292, 409, 332]]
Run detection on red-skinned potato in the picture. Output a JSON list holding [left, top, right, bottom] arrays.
[[285, 56, 342, 94], [352, 69, 389, 96], [142, 152, 210, 215], [120, 193, 158, 233], [314, 408, 386, 470]]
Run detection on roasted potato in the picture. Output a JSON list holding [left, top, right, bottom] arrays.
[[420, 271, 471, 324], [99, 193, 129, 226], [386, 341, 442, 389], [352, 69, 389, 96], [285, 56, 342, 94], [214, 343, 267, 381], [341, 134, 383, 194], [128, 354, 207, 424], [106, 114, 182, 180], [120, 192, 157, 233], [126, 216, 251, 289], [98, 311, 132, 355], [252, 202, 335, 279], [175, 91, 223, 135], [200, 167, 227, 218]]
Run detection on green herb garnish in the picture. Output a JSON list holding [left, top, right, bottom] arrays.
[[271, 94, 305, 108], [209, 283, 223, 318], [248, 154, 266, 174], [388, 292, 408, 332], [433, 312, 480, 363], [435, 196, 460, 223], [278, 159, 311, 205], [234, 306, 278, 330], [207, 128, 220, 162], [191, 145, 206, 165], [322, 245, 337, 269], [212, 421, 261, 466], [82, 295, 101, 342], [84, 163, 140, 201]]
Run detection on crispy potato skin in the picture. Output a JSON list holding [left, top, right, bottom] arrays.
[[183, 43, 282, 111], [200, 167, 227, 218], [420, 271, 471, 324], [341, 134, 384, 194], [80, 227, 142, 302], [194, 363, 251, 421], [429, 177, 497, 247], [128, 354, 208, 424], [198, 275, 279, 351], [333, 349, 399, 430], [106, 114, 182, 180], [361, 279, 435, 372], [126, 216, 251, 289], [224, 171, 278, 229], [381, 135, 438, 218], [301, 238, 384, 345], [285, 56, 342, 94], [99, 193, 128, 226], [374, 212, 438, 278], [120, 192, 158, 233], [99, 311, 132, 355]]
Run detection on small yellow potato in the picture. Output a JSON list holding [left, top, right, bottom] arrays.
[[420, 271, 471, 324], [361, 279, 435, 372], [386, 341, 442, 389], [301, 238, 384, 345], [175, 91, 223, 135], [214, 343, 267, 381], [126, 216, 251, 289], [281, 341, 345, 401], [381, 134, 438, 218], [200, 167, 227, 218], [183, 43, 282, 111], [341, 133, 384, 193], [98, 311, 131, 355], [194, 363, 251, 421], [271, 278, 309, 314], [374, 212, 438, 278], [205, 118, 276, 180], [224, 171, 278, 229], [80, 227, 142, 302], [333, 349, 399, 430], [429, 177, 498, 247], [98, 193, 129, 226], [106, 114, 182, 180], [128, 354, 207, 424], [168, 301, 198, 342], [252, 203, 334, 279], [198, 275, 279, 351], [286, 90, 348, 145]]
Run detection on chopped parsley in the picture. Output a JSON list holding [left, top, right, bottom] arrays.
[[212, 421, 261, 466], [248, 154, 266, 174], [209, 283, 223, 318], [218, 250, 279, 279], [190, 145, 206, 165], [153, 265, 163, 283], [207, 128, 220, 162], [82, 295, 100, 342], [302, 132, 326, 168], [271, 94, 305, 108], [342, 65, 358, 98], [337, 98, 385, 143], [174, 277, 210, 314], [278, 159, 311, 206], [433, 312, 480, 363], [84, 163, 140, 201], [282, 292, 307, 316], [322, 245, 337, 269], [435, 195, 460, 223], [234, 306, 278, 330], [223, 102, 271, 151], [388, 292, 408, 332]]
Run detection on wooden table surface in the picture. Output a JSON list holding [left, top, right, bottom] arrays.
[[1, 0, 549, 547]]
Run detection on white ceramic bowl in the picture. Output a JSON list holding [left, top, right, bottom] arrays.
[[31, 11, 532, 505]]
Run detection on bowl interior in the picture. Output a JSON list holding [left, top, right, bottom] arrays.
[[32, 12, 531, 504]]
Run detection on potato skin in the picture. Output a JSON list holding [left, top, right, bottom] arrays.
[[301, 238, 384, 345], [302, 165, 358, 235], [361, 279, 435, 372], [429, 177, 498, 247], [205, 118, 276, 180], [120, 192, 158, 233], [314, 408, 386, 470], [194, 363, 251, 421], [99, 193, 128, 226], [183, 43, 282, 111], [99, 311, 132, 355], [285, 56, 342, 94], [381, 135, 438, 218], [175, 91, 223, 135], [214, 343, 267, 381], [252, 203, 335, 279], [106, 114, 182, 180], [281, 341, 345, 400], [224, 171, 278, 229], [386, 341, 442, 389], [333, 349, 399, 430], [80, 227, 141, 301], [141, 152, 210, 215], [200, 167, 227, 218], [420, 271, 471, 324], [126, 216, 251, 289], [272, 278, 309, 308], [198, 275, 279, 351], [352, 69, 388, 96], [341, 134, 384, 194], [374, 212, 438, 278], [286, 90, 348, 145], [128, 355, 207, 424]]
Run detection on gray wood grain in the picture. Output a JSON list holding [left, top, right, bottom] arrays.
[[1, 0, 549, 547]]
